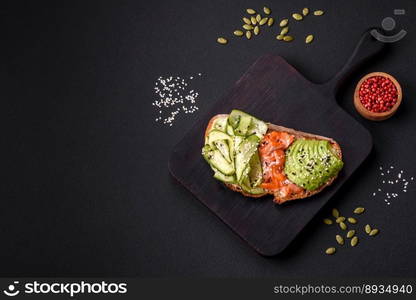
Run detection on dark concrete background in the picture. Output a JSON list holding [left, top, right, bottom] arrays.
[[2, 0, 415, 277]]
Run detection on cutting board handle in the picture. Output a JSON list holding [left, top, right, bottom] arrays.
[[321, 28, 386, 95]]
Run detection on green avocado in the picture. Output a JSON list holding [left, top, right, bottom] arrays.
[[284, 139, 344, 191]]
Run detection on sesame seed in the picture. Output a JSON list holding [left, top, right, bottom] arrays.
[[152, 74, 202, 126]]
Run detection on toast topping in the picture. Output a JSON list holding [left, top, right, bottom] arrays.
[[259, 131, 305, 198], [285, 139, 344, 190]]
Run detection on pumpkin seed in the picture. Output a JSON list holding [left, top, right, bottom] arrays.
[[243, 24, 253, 30], [233, 30, 244, 37], [246, 8, 256, 15], [245, 31, 252, 39], [280, 27, 289, 35], [276, 34, 284, 40], [302, 8, 309, 16], [336, 235, 344, 245], [267, 17, 274, 26], [217, 37, 227, 44], [253, 26, 259, 35], [256, 14, 261, 22], [351, 236, 358, 247], [339, 221, 347, 230], [354, 207, 365, 214], [279, 19, 288, 27], [365, 224, 372, 234], [259, 17, 268, 26], [243, 17, 251, 25], [325, 247, 336, 255], [332, 208, 339, 218], [323, 218, 333, 225], [251, 16, 257, 25], [314, 10, 324, 16], [292, 13, 303, 21], [336, 216, 345, 223], [263, 6, 271, 15], [369, 229, 379, 236], [347, 230, 355, 238], [348, 217, 357, 224], [305, 34, 314, 44], [283, 35, 294, 42]]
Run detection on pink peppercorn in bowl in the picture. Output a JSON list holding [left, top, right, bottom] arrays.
[[354, 72, 402, 121]]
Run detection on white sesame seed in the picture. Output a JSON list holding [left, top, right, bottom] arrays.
[[152, 74, 203, 126]]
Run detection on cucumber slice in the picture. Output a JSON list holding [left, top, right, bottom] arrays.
[[228, 111, 241, 129], [209, 149, 235, 175], [202, 144, 213, 164], [211, 116, 228, 133], [247, 118, 268, 138], [240, 176, 265, 195], [202, 144, 234, 175], [229, 109, 267, 138], [213, 140, 231, 163], [207, 130, 234, 164], [226, 124, 235, 136], [213, 170, 236, 183], [229, 109, 250, 129], [207, 130, 232, 143], [248, 151, 263, 187], [235, 115, 252, 136], [235, 135, 260, 182]]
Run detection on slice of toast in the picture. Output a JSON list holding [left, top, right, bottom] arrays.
[[205, 114, 343, 204]]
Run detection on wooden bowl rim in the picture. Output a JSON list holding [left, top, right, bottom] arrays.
[[354, 72, 402, 118]]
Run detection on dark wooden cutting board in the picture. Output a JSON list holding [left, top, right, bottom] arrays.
[[169, 30, 385, 256]]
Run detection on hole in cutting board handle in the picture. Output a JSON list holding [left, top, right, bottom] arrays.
[[320, 28, 386, 96]]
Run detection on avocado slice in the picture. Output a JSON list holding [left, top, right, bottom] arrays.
[[284, 139, 343, 191]]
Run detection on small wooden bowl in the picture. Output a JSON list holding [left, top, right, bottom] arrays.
[[354, 72, 402, 121]]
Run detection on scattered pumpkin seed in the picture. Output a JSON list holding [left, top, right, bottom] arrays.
[[253, 26, 259, 35], [332, 208, 340, 218], [233, 30, 244, 37], [245, 31, 252, 39], [283, 35, 294, 42], [263, 6, 271, 15], [267, 17, 274, 26], [325, 247, 336, 255], [243, 24, 253, 30], [279, 19, 288, 27], [243, 17, 251, 25], [323, 218, 333, 225], [348, 217, 357, 224], [251, 16, 257, 25], [336, 235, 344, 245], [336, 216, 345, 223], [256, 14, 261, 22], [305, 34, 314, 44], [314, 10, 324, 16], [302, 8, 309, 16], [351, 236, 358, 247], [369, 229, 379, 236], [354, 207, 365, 214], [217, 37, 228, 44], [292, 13, 303, 21], [347, 230, 355, 238], [246, 8, 256, 15], [276, 34, 284, 40], [365, 224, 372, 234], [339, 222, 347, 230], [259, 17, 268, 26], [280, 27, 289, 35]]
